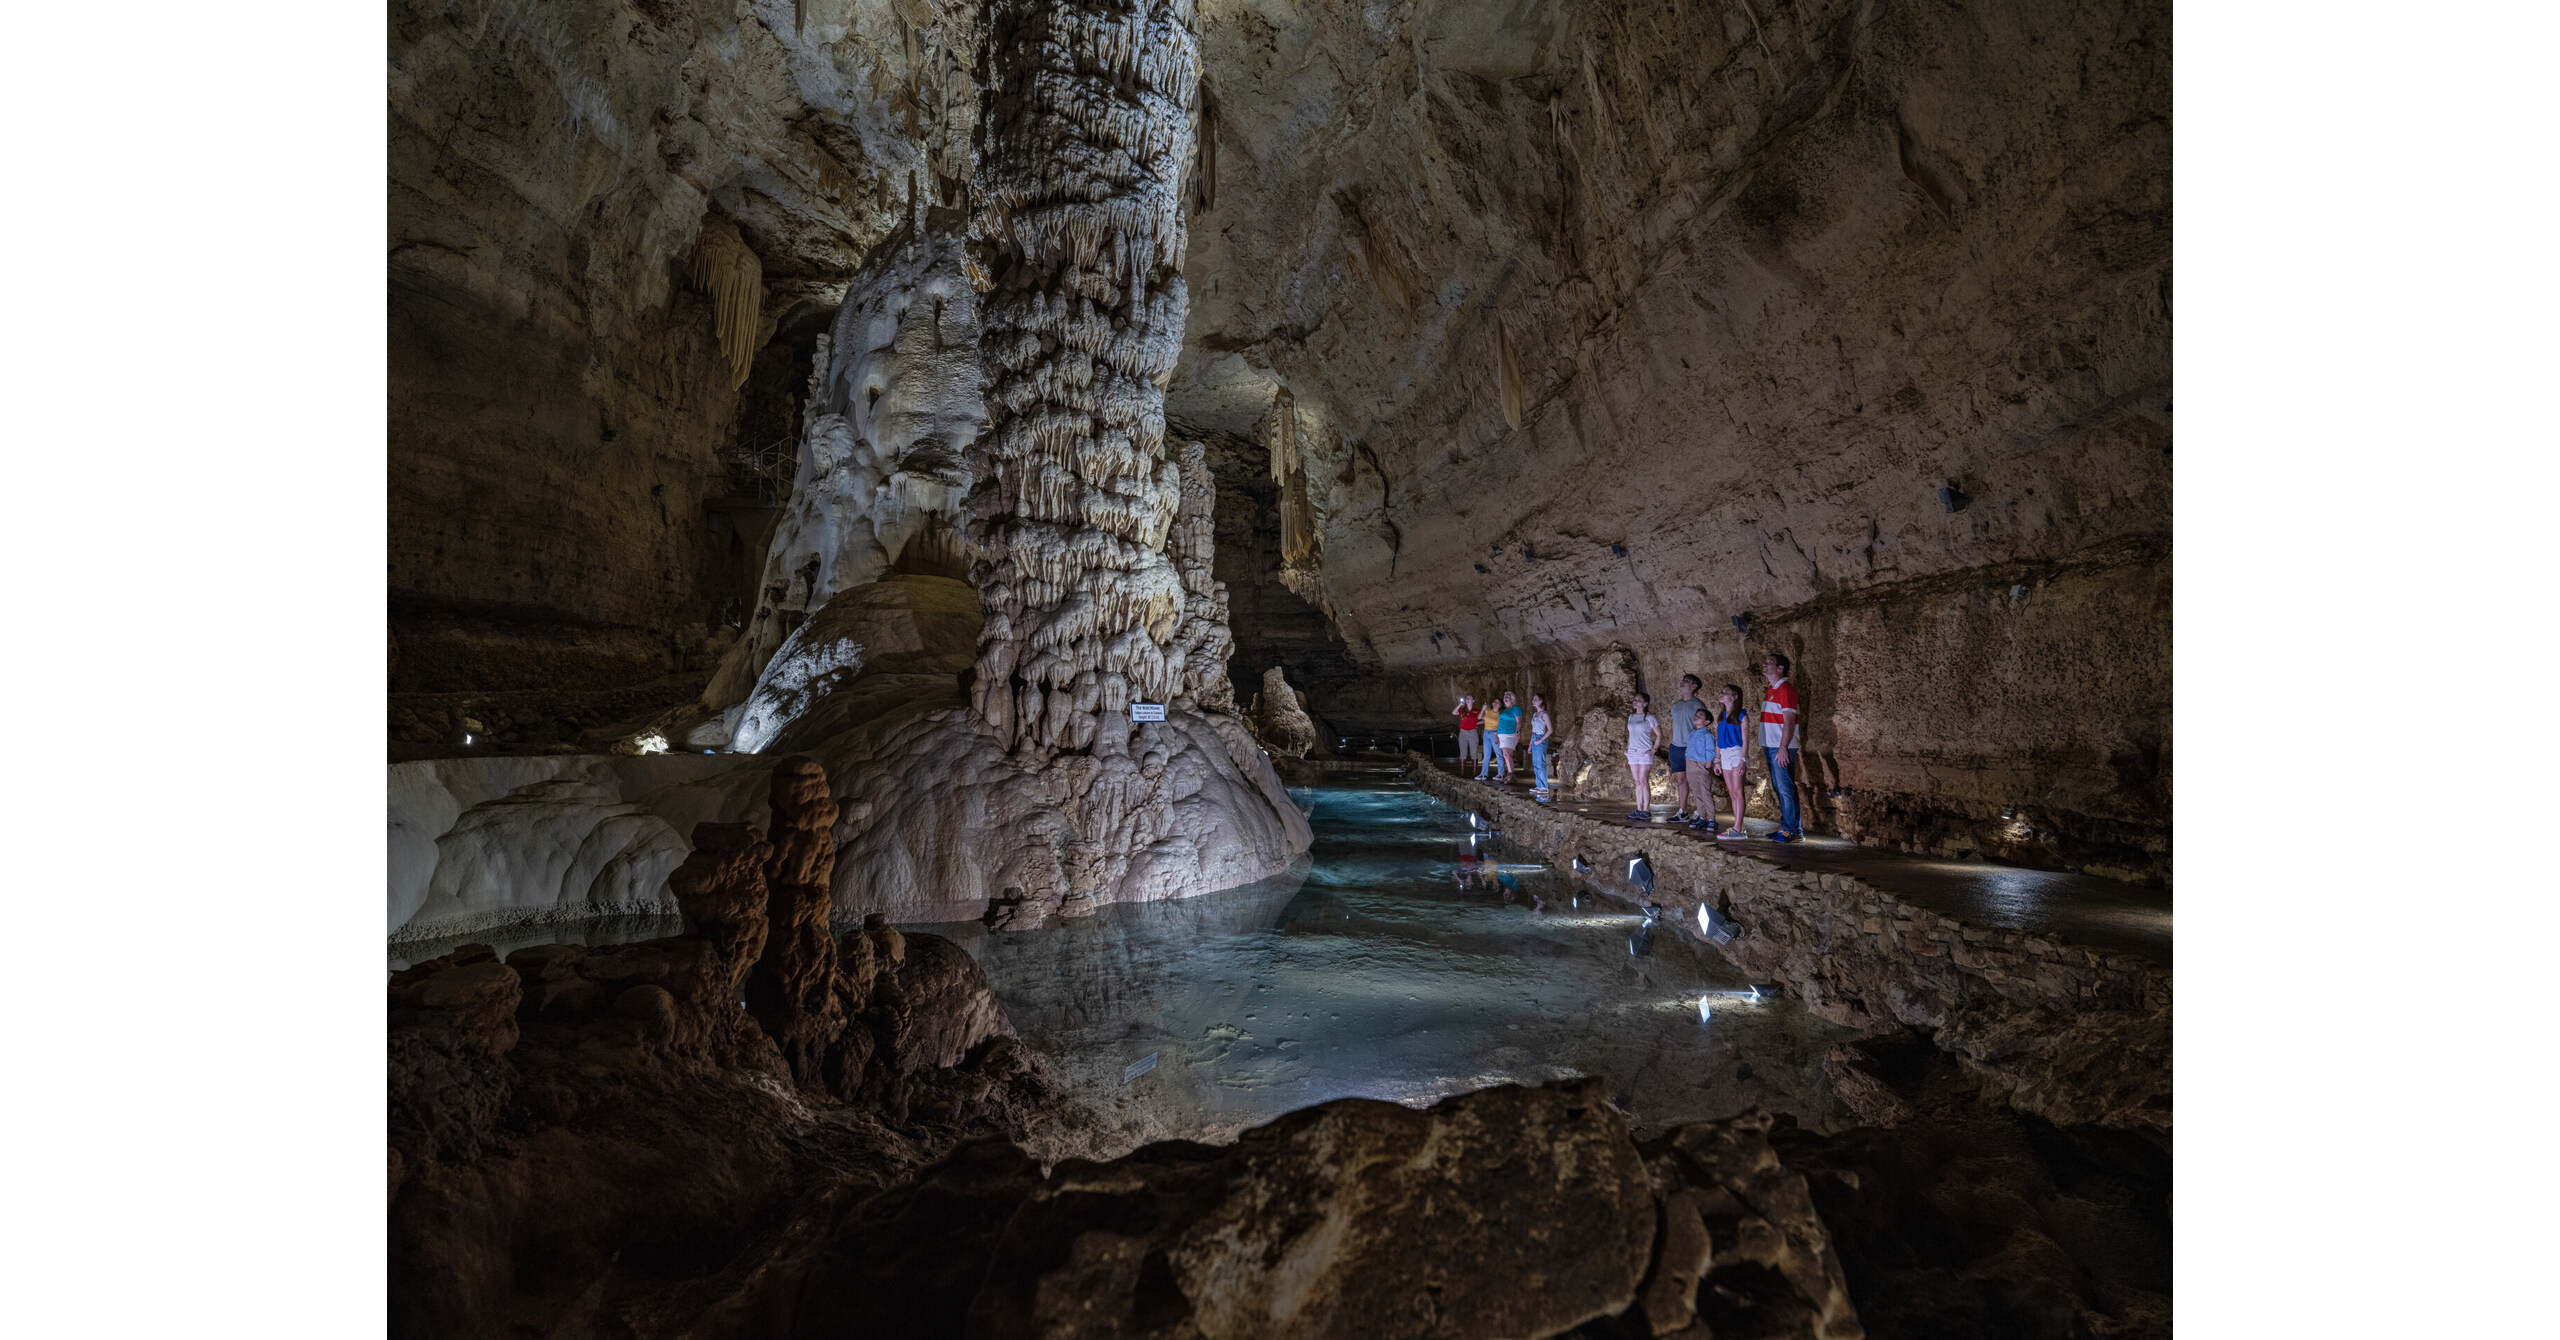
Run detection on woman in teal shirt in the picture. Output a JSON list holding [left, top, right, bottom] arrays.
[[1494, 692, 1523, 780]]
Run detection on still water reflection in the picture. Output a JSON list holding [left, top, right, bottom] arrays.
[[926, 779, 1855, 1155]]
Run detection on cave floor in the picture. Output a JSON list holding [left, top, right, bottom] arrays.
[[921, 778, 1862, 1158], [1427, 761, 2173, 966]]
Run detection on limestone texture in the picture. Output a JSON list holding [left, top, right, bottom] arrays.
[[702, 202, 989, 726], [1172, 0, 2170, 879], [390, 575, 1308, 937], [390, 0, 982, 697]]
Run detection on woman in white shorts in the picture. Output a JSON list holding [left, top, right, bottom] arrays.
[[1622, 692, 1661, 821]]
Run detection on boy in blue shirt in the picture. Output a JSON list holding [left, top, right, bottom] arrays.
[[1683, 710, 1719, 830]]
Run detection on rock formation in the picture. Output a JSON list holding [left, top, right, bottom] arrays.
[[701, 196, 990, 732], [586, 1077, 1868, 1340], [965, 0, 1198, 756], [745, 757, 853, 1091], [1244, 665, 1321, 758]]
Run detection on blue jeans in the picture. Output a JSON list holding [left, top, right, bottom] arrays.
[[1764, 746, 1800, 833], [1531, 738, 1550, 791]]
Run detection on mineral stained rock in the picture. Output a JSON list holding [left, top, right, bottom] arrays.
[[746, 756, 852, 1092]]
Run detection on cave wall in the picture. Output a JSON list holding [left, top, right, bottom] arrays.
[[388, 0, 976, 698], [1167, 0, 2170, 876], [1191, 428, 1370, 731]]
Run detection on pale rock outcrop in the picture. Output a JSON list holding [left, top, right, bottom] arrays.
[[703, 201, 989, 724], [393, 569, 1306, 939], [1244, 665, 1320, 759]]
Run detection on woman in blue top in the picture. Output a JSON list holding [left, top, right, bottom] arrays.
[[1709, 684, 1751, 838], [1493, 691, 1523, 780], [1527, 693, 1554, 799]]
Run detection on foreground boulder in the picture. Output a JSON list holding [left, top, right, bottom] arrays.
[[695, 1078, 1861, 1340], [387, 920, 1080, 1339]]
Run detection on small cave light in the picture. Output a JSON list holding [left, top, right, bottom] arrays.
[[1731, 614, 1750, 635], [1610, 543, 1627, 557], [1473, 563, 1489, 574], [634, 731, 671, 756], [1939, 483, 1973, 513], [1698, 996, 1713, 1023]]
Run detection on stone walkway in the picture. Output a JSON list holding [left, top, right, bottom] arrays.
[[1418, 760, 2172, 965]]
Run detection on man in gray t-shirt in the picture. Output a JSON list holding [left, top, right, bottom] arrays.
[[1664, 674, 1710, 821]]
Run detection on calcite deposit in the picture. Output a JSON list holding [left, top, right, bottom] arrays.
[[1243, 664, 1320, 758]]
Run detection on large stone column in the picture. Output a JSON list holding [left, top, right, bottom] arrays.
[[967, 0, 1199, 759]]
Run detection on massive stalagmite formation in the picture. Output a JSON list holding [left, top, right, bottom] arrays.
[[702, 196, 988, 733], [966, 0, 1199, 757]]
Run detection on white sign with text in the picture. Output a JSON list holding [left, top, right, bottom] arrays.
[[1128, 702, 1167, 722]]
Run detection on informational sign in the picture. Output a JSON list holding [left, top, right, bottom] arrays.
[[1128, 702, 1167, 722], [1123, 1051, 1159, 1084]]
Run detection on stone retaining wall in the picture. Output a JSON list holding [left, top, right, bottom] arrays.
[[1406, 755, 2172, 1134]]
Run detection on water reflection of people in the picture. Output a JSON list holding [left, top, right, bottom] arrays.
[[1455, 844, 1483, 889]]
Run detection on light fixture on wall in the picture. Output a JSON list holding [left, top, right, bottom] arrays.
[[1611, 543, 1627, 557], [1731, 614, 1750, 636], [1474, 563, 1489, 573], [1939, 482, 1973, 513]]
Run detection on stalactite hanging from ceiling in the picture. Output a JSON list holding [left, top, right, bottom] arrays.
[[1193, 90, 1218, 213], [967, 0, 1200, 755], [1495, 317, 1526, 430], [1266, 385, 1320, 571], [688, 215, 763, 391]]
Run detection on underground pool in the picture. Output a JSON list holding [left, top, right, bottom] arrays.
[[922, 776, 1859, 1157]]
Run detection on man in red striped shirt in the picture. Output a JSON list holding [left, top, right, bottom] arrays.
[[1757, 653, 1804, 841]]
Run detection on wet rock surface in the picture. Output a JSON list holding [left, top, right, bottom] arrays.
[[1407, 756, 2170, 1140]]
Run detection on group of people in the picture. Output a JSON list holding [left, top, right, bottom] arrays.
[[1450, 652, 1804, 843], [1451, 689, 1557, 795]]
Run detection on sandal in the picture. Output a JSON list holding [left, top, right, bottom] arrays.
[[1716, 828, 1746, 839]]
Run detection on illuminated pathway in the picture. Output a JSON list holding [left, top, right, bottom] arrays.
[[1427, 760, 2172, 966], [924, 778, 1863, 1158]]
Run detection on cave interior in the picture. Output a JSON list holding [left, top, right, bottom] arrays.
[[387, 0, 2171, 1335]]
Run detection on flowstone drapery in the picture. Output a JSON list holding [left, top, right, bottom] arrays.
[[700, 199, 987, 732]]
